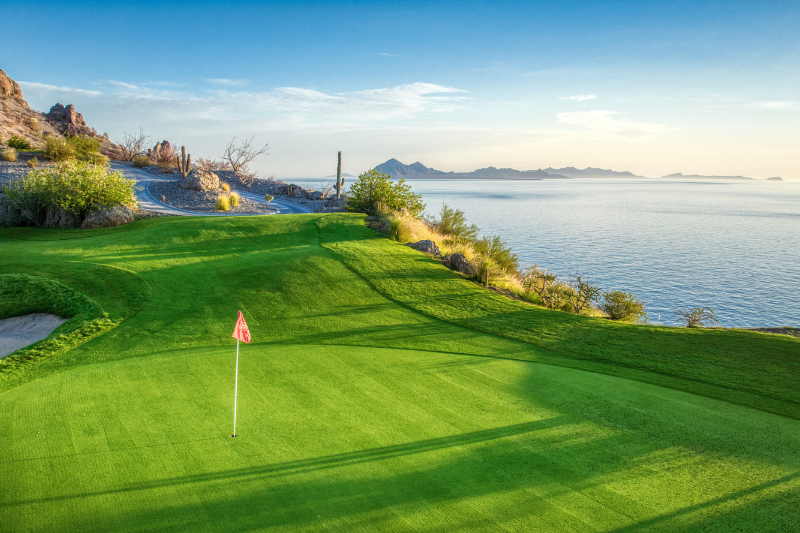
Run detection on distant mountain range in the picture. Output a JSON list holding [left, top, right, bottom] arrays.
[[661, 172, 753, 180], [373, 159, 645, 180]]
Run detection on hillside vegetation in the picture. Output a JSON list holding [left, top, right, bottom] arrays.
[[0, 214, 798, 532]]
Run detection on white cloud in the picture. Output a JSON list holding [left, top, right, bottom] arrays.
[[206, 78, 249, 86], [759, 101, 795, 109], [559, 94, 596, 102], [18, 81, 103, 97], [555, 110, 674, 141]]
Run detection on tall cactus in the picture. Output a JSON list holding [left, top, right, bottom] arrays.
[[177, 146, 192, 177], [336, 151, 342, 199]]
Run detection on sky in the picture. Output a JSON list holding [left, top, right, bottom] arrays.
[[2, 0, 798, 179]]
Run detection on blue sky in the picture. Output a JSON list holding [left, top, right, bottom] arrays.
[[3, 1, 798, 178]]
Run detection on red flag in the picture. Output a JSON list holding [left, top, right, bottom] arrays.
[[232, 311, 251, 344]]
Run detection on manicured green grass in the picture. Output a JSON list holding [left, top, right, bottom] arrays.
[[0, 213, 798, 532]]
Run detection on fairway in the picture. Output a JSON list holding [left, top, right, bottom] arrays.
[[1, 214, 799, 531]]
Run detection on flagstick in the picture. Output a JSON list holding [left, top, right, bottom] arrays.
[[232, 338, 239, 437]]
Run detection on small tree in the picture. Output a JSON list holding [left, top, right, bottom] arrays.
[[673, 307, 720, 328], [117, 127, 150, 161], [522, 264, 559, 307], [566, 273, 602, 315], [601, 290, 647, 322], [222, 136, 269, 177], [347, 169, 425, 217], [433, 204, 479, 242]]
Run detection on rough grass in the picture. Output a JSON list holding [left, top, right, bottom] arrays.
[[0, 213, 798, 532]]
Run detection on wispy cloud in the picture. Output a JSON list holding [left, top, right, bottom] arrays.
[[206, 78, 249, 86], [555, 110, 674, 141], [559, 94, 596, 102], [18, 81, 103, 97]]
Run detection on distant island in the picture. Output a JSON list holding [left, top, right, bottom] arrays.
[[373, 159, 646, 180], [661, 173, 783, 181]]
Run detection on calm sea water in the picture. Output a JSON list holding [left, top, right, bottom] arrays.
[[294, 177, 800, 328]]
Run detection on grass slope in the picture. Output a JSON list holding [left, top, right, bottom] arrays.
[[1, 213, 798, 532]]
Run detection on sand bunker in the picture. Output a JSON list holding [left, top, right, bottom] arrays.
[[0, 313, 68, 358]]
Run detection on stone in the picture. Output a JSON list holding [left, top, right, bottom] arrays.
[[445, 253, 473, 275], [406, 239, 441, 256], [80, 204, 135, 230], [180, 169, 220, 191], [149, 141, 174, 164], [45, 103, 90, 136], [0, 68, 28, 108], [44, 206, 80, 229], [310, 191, 324, 201]]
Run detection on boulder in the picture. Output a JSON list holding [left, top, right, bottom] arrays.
[[80, 204, 135, 230], [309, 191, 324, 201], [0, 193, 24, 226], [44, 207, 80, 229], [181, 169, 219, 191], [149, 140, 175, 164], [445, 253, 473, 275], [45, 103, 91, 136], [406, 240, 441, 256]]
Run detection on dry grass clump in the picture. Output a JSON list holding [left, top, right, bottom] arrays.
[[384, 210, 477, 260], [132, 156, 152, 168], [27, 157, 39, 168], [221, 183, 231, 192], [157, 162, 175, 173], [229, 192, 240, 207], [2, 147, 18, 162], [197, 157, 231, 172], [27, 117, 40, 133], [216, 196, 230, 211]]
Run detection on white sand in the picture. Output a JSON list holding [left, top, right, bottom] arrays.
[[0, 313, 68, 358]]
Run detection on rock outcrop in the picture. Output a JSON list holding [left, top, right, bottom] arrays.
[[444, 253, 473, 275], [45, 103, 93, 137], [44, 207, 80, 229], [406, 240, 441, 256], [180, 169, 220, 191], [149, 141, 176, 164], [80, 204, 135, 230], [0, 69, 28, 108]]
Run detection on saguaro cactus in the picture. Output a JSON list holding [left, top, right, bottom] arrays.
[[177, 146, 192, 177], [336, 151, 343, 199]]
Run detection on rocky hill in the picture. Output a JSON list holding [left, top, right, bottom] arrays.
[[374, 159, 570, 180], [0, 68, 120, 158]]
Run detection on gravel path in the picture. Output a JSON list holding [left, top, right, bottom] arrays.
[[148, 179, 276, 214]]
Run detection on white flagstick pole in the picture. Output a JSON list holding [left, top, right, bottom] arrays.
[[233, 338, 240, 437]]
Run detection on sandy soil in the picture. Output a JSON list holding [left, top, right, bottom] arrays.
[[0, 313, 68, 358]]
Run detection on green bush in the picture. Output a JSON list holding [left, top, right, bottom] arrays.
[[348, 169, 425, 217], [473, 235, 519, 281], [7, 136, 31, 150], [43, 136, 76, 162], [601, 290, 647, 322], [1, 148, 17, 162], [264, 194, 274, 204], [66, 136, 103, 162], [2, 161, 137, 225], [132, 156, 152, 168]]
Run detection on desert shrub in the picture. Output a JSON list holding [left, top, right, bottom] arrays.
[[264, 194, 274, 204], [7, 136, 31, 150], [132, 156, 152, 168], [674, 306, 719, 328], [601, 290, 647, 322], [565, 273, 602, 315], [157, 162, 175, 172], [230, 192, 240, 207], [216, 196, 231, 211], [43, 136, 76, 162], [27, 117, 40, 133], [473, 235, 518, 284], [2, 161, 137, 224], [432, 204, 479, 242], [1, 148, 17, 162], [221, 183, 231, 192], [27, 157, 39, 168], [66, 136, 103, 162], [348, 169, 425, 217]]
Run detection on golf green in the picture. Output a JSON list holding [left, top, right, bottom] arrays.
[[1, 214, 798, 531]]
